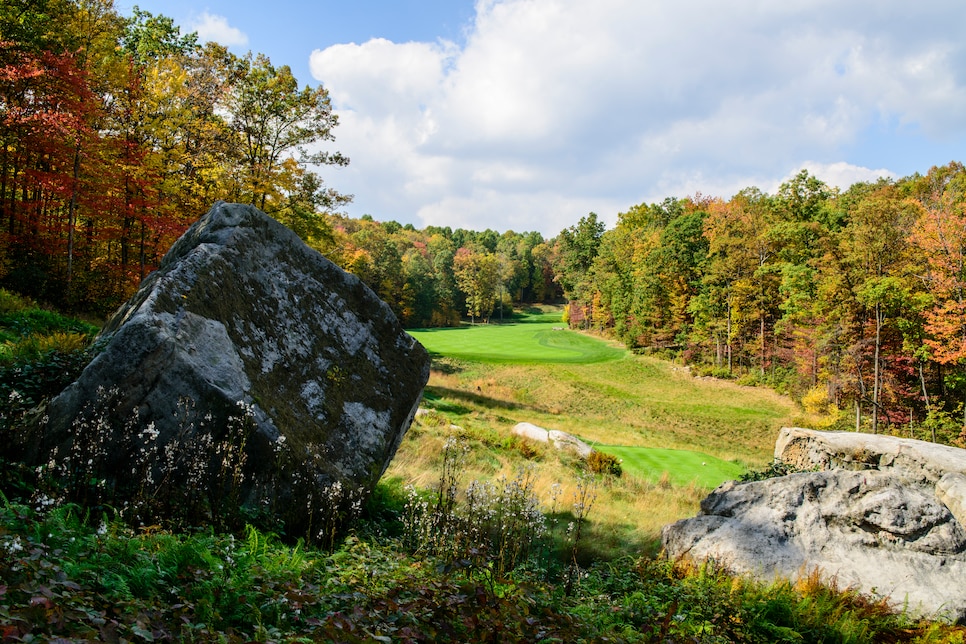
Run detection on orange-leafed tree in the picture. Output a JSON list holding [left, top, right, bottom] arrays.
[[909, 163, 966, 431]]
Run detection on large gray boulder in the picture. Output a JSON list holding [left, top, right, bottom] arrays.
[[662, 428, 966, 622], [21, 202, 430, 540]]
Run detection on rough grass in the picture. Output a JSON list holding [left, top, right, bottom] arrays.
[[416, 354, 794, 466]]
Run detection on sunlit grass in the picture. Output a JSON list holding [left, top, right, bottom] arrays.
[[597, 445, 747, 488], [408, 312, 626, 365], [392, 314, 798, 556]]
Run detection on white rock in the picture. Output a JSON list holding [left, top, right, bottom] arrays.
[[664, 429, 966, 622], [512, 422, 593, 458]]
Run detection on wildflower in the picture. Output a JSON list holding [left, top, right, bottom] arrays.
[[142, 421, 159, 442], [6, 536, 23, 553]]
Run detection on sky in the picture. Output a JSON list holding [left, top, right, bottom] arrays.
[[121, 0, 966, 237]]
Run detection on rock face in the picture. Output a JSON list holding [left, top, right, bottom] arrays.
[[22, 202, 430, 539], [662, 428, 966, 622], [776, 426, 966, 484]]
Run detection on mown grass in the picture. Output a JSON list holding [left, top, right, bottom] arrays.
[[412, 309, 792, 466], [409, 311, 626, 365], [597, 445, 747, 488]]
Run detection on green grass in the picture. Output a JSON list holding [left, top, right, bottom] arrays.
[[392, 312, 799, 558], [409, 313, 626, 365], [597, 445, 746, 488]]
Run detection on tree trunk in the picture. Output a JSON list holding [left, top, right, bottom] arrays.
[[66, 142, 81, 305], [760, 313, 766, 379], [872, 302, 883, 435], [918, 361, 937, 442]]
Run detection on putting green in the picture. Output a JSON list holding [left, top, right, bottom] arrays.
[[596, 445, 745, 488], [408, 321, 626, 365]]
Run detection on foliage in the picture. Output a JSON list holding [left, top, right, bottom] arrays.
[[0, 290, 99, 414], [0, 2, 350, 315], [739, 459, 811, 482], [587, 449, 623, 477], [0, 483, 956, 642], [554, 163, 966, 446]]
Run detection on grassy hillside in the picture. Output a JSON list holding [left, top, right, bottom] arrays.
[[409, 310, 792, 465], [401, 309, 798, 555]]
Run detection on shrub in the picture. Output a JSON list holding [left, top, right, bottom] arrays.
[[587, 450, 622, 477], [0, 298, 100, 419], [403, 436, 598, 582], [0, 288, 33, 316], [0, 341, 98, 416]]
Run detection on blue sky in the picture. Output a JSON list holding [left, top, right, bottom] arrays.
[[121, 0, 966, 236]]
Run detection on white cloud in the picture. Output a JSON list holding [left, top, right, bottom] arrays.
[[792, 162, 897, 192], [309, 0, 966, 236], [189, 12, 248, 47]]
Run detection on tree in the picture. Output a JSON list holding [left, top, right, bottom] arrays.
[[226, 53, 348, 212], [453, 246, 501, 324], [909, 163, 966, 428], [700, 189, 781, 375], [554, 212, 605, 300], [840, 184, 919, 433]]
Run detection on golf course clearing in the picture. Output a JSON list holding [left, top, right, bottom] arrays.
[[405, 310, 796, 478], [392, 309, 798, 553], [408, 313, 625, 365]]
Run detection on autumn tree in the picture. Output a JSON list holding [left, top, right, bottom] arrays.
[[909, 162, 966, 432], [839, 183, 920, 433], [453, 246, 501, 324], [225, 53, 347, 212]]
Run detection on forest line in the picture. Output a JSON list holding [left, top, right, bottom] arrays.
[[4, 1, 966, 442]]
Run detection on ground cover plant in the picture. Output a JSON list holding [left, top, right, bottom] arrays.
[[2, 293, 964, 641]]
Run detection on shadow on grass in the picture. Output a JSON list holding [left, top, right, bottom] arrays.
[[423, 384, 552, 415], [428, 356, 463, 374]]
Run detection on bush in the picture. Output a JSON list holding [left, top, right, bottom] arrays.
[[0, 293, 100, 415], [587, 450, 622, 477], [0, 288, 33, 316], [0, 342, 98, 414]]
